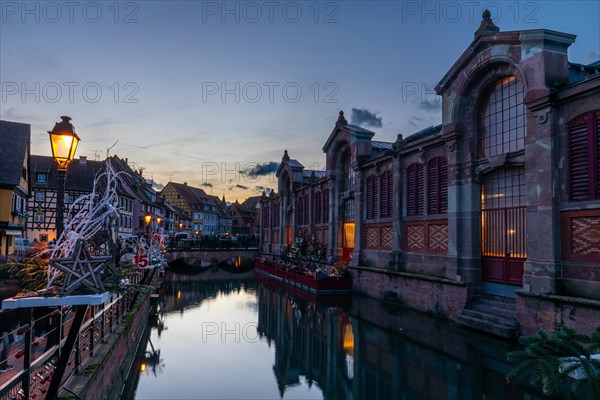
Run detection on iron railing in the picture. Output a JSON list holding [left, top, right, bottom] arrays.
[[0, 269, 152, 400]]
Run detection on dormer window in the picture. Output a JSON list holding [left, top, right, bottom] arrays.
[[36, 173, 48, 183]]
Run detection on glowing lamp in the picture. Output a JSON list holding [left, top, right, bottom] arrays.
[[144, 213, 152, 226], [156, 217, 162, 225], [48, 116, 80, 170]]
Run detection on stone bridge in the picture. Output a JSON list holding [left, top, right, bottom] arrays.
[[166, 248, 259, 264]]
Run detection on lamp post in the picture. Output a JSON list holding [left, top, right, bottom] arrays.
[[48, 116, 80, 239]]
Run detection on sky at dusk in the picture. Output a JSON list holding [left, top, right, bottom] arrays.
[[1, 1, 599, 201]]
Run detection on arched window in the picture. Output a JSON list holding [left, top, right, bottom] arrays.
[[407, 163, 424, 216], [480, 76, 526, 157], [569, 111, 600, 201], [366, 175, 378, 219], [427, 157, 448, 214], [339, 149, 354, 192], [379, 171, 393, 218]]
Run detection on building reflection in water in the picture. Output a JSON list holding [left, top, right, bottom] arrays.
[[256, 274, 542, 400], [128, 269, 543, 400]]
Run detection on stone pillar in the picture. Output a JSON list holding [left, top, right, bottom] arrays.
[[327, 179, 337, 259], [522, 103, 561, 294], [444, 124, 480, 284], [391, 155, 403, 271], [351, 170, 365, 266]]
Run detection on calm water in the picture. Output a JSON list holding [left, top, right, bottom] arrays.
[[126, 268, 542, 400]]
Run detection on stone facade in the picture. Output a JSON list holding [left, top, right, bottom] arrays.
[[259, 15, 600, 336]]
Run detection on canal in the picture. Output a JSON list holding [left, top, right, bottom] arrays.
[[124, 267, 543, 400]]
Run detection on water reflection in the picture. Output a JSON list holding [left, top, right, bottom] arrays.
[[128, 271, 543, 400]]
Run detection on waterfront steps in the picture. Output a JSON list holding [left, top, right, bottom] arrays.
[[454, 295, 518, 339]]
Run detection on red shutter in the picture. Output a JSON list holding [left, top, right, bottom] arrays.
[[407, 165, 416, 216], [366, 176, 376, 219], [569, 117, 591, 200], [379, 173, 387, 218], [379, 171, 393, 218], [427, 158, 448, 214], [439, 158, 448, 213], [386, 171, 393, 217], [596, 112, 600, 198], [323, 190, 329, 223], [416, 164, 424, 215], [304, 196, 309, 225], [408, 164, 424, 216], [314, 192, 321, 224]]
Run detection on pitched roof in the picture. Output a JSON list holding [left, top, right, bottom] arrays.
[[0, 120, 30, 188], [30, 155, 105, 192], [403, 124, 443, 145], [110, 156, 160, 206]]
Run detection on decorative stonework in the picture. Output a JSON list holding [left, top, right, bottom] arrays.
[[561, 210, 600, 262], [535, 109, 551, 124], [407, 225, 425, 250], [365, 224, 393, 250], [428, 224, 449, 251], [381, 226, 393, 249], [366, 226, 379, 248], [571, 216, 600, 255], [406, 221, 448, 254]]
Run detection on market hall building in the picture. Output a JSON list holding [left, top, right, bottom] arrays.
[[258, 12, 600, 338]]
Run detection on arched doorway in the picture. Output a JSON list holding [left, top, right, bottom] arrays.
[[479, 76, 528, 296], [342, 199, 355, 262]]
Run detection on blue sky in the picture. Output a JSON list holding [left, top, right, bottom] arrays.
[[1, 1, 599, 200]]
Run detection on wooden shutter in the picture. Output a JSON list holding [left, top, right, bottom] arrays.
[[570, 111, 600, 200], [407, 164, 424, 216], [366, 175, 377, 219], [323, 189, 329, 223], [427, 158, 448, 214], [380, 171, 393, 218], [314, 192, 321, 224]]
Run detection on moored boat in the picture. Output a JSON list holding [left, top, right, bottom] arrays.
[[255, 258, 352, 295]]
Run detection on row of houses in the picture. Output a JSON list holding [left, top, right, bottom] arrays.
[[0, 123, 260, 260], [258, 14, 600, 337]]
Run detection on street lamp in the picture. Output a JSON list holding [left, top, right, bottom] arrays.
[[156, 217, 162, 233], [144, 212, 152, 237], [48, 116, 80, 239]]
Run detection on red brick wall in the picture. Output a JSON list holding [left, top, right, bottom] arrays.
[[350, 267, 468, 317], [517, 292, 600, 336]]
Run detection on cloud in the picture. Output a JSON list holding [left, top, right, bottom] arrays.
[[240, 162, 279, 178], [407, 116, 424, 127], [201, 182, 213, 188], [418, 99, 441, 111], [229, 184, 249, 191], [350, 108, 383, 128]]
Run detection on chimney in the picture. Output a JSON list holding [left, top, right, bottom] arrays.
[[79, 155, 87, 166]]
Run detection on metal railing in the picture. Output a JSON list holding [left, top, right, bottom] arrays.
[[0, 269, 153, 400], [168, 237, 260, 251]]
